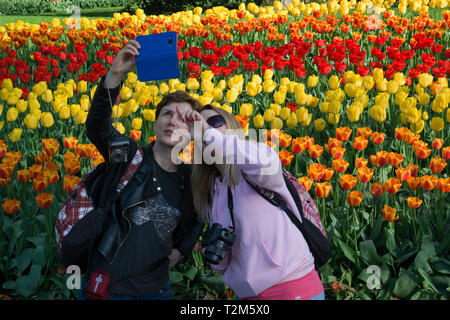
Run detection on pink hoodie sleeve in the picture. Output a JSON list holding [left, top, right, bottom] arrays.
[[203, 128, 285, 191]]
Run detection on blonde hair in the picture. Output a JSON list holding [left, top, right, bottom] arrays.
[[191, 105, 242, 221]]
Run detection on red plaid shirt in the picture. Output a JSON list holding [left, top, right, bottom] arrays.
[[55, 148, 144, 251]]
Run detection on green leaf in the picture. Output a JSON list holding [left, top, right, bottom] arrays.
[[169, 271, 183, 284], [393, 269, 417, 299], [421, 235, 436, 259], [16, 264, 42, 298], [338, 240, 356, 263], [2, 281, 16, 290], [414, 251, 432, 274], [18, 248, 35, 273], [359, 240, 381, 266], [410, 290, 437, 300], [395, 247, 417, 264], [184, 266, 198, 281], [385, 229, 399, 258], [417, 268, 440, 295], [369, 216, 383, 240], [433, 259, 450, 275], [32, 245, 45, 266]]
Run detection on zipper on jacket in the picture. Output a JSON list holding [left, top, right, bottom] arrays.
[[109, 197, 151, 264]]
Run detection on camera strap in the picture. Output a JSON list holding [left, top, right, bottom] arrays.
[[227, 187, 236, 230], [107, 85, 120, 134]]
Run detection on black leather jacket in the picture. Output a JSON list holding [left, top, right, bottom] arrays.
[[60, 77, 203, 271]]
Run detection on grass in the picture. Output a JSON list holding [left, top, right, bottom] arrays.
[[0, 6, 137, 26]]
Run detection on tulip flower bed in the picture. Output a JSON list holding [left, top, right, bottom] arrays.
[[0, 0, 449, 300]]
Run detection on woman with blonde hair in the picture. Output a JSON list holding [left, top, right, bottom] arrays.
[[179, 104, 325, 300]]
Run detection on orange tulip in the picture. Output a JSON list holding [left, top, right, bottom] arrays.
[[35, 193, 54, 209], [384, 177, 402, 194], [406, 163, 419, 177], [331, 146, 346, 159], [376, 151, 389, 166], [64, 158, 81, 175], [44, 170, 59, 185], [63, 137, 78, 149], [395, 167, 410, 182], [355, 157, 368, 169], [44, 161, 61, 172], [388, 152, 404, 167], [332, 159, 349, 173], [353, 136, 368, 151], [315, 182, 332, 198], [430, 157, 447, 173], [340, 174, 357, 190], [357, 166, 373, 183], [421, 175, 439, 191], [382, 205, 399, 222], [16, 169, 31, 183], [356, 127, 372, 139], [34, 150, 52, 164], [63, 175, 81, 194], [415, 147, 431, 159], [130, 129, 142, 142], [0, 140, 7, 158], [348, 191, 363, 206], [438, 178, 450, 193], [308, 144, 323, 158], [0, 163, 14, 179], [29, 164, 43, 179], [149, 136, 157, 143], [370, 132, 385, 145], [442, 147, 450, 160], [42, 138, 59, 157], [322, 168, 334, 181], [407, 197, 423, 209], [395, 127, 410, 141], [307, 163, 326, 181], [431, 138, 443, 150], [279, 133, 292, 149], [0, 177, 11, 187], [336, 127, 352, 141], [2, 199, 20, 215], [371, 182, 385, 197], [406, 177, 422, 191], [33, 175, 48, 192], [404, 131, 420, 145], [325, 138, 343, 153], [291, 137, 306, 153], [279, 150, 294, 166], [235, 114, 249, 129], [298, 176, 313, 191]]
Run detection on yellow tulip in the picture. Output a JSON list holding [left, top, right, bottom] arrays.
[[42, 89, 53, 103], [395, 91, 408, 105], [24, 113, 38, 130], [273, 91, 285, 104], [201, 70, 214, 81], [217, 80, 227, 91], [307, 75, 319, 88], [59, 106, 70, 119], [393, 73, 406, 86], [159, 83, 169, 95], [8, 128, 22, 142], [447, 109, 450, 123], [410, 119, 424, 133], [314, 118, 326, 131], [78, 81, 88, 93], [262, 79, 277, 93], [263, 69, 274, 80], [369, 105, 386, 123], [387, 80, 399, 94], [127, 72, 138, 86], [212, 88, 223, 102], [6, 94, 19, 106], [430, 117, 444, 131], [226, 87, 239, 103], [252, 75, 262, 84], [431, 93, 448, 113], [253, 114, 265, 129], [240, 103, 253, 117], [347, 103, 362, 122], [362, 76, 374, 90], [373, 68, 384, 83], [264, 109, 275, 122], [1, 78, 13, 91], [328, 113, 340, 125], [90, 85, 97, 100], [246, 82, 260, 97], [6, 107, 18, 122], [0, 104, 3, 117], [40, 112, 54, 128], [344, 83, 358, 98], [143, 109, 156, 122], [418, 73, 433, 88], [186, 78, 199, 91], [328, 101, 341, 114], [201, 79, 214, 93], [271, 117, 283, 130], [377, 79, 388, 92], [71, 104, 81, 118], [270, 104, 281, 116], [131, 118, 143, 130], [174, 83, 186, 91], [112, 122, 125, 134], [75, 110, 88, 125], [437, 77, 448, 88], [343, 71, 355, 84], [418, 92, 430, 106], [280, 107, 291, 121], [328, 75, 340, 89]]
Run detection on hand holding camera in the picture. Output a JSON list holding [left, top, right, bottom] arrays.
[[105, 40, 141, 89], [202, 223, 235, 265]]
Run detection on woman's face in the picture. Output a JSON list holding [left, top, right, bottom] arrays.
[[200, 109, 227, 134]]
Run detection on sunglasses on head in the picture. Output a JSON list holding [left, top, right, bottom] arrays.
[[206, 114, 225, 128]]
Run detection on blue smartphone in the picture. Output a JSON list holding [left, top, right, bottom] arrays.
[[135, 32, 180, 82]]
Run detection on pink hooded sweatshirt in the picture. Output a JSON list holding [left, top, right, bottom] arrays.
[[203, 127, 315, 298]]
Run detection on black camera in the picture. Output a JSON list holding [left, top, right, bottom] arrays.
[[108, 137, 130, 164], [202, 223, 236, 265]]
